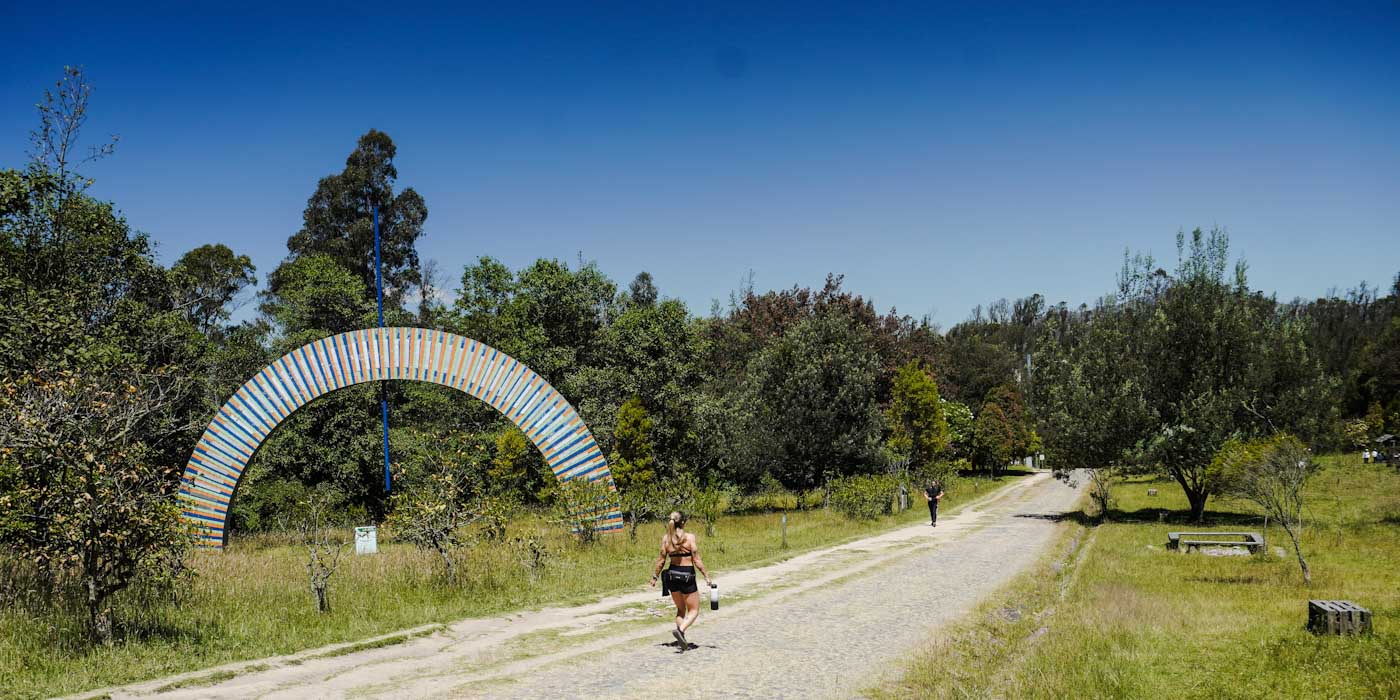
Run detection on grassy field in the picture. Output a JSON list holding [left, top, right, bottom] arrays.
[[0, 471, 1025, 699], [877, 456, 1400, 699]]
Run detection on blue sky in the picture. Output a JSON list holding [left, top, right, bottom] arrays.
[[4, 1, 1398, 324]]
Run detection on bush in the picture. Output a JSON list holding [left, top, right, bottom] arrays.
[[690, 485, 735, 536], [552, 478, 620, 545], [905, 459, 962, 494], [730, 474, 800, 513], [828, 474, 899, 520], [742, 490, 799, 512]]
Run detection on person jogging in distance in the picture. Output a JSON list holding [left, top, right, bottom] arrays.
[[924, 480, 944, 526], [648, 511, 712, 651]]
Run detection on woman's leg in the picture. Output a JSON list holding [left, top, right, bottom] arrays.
[[671, 591, 687, 630], [679, 591, 701, 632]]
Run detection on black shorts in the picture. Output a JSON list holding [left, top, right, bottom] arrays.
[[662, 565, 698, 595]]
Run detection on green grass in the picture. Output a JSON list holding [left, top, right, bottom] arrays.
[[878, 456, 1400, 699], [0, 471, 1026, 699]]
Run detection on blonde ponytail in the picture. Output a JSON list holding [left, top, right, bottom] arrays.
[[666, 511, 686, 551]]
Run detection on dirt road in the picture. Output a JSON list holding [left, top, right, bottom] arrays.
[[86, 472, 1081, 700]]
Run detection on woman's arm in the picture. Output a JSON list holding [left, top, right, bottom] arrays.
[[649, 540, 667, 587], [690, 535, 712, 584]]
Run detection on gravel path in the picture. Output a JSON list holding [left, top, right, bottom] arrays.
[[468, 472, 1082, 699], [83, 472, 1080, 700]]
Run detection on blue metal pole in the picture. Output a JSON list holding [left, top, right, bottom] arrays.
[[375, 206, 390, 493]]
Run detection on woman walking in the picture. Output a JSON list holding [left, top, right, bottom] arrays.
[[649, 511, 713, 651]]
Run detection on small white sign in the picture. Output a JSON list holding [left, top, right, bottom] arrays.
[[354, 526, 378, 555]]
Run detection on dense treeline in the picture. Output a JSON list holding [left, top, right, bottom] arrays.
[[3, 69, 1399, 639]]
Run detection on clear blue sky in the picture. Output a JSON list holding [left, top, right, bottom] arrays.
[[4, 1, 1398, 324]]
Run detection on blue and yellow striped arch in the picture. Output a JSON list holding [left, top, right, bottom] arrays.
[[179, 327, 622, 547]]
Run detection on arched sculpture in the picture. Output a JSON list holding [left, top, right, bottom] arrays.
[[179, 327, 621, 546]]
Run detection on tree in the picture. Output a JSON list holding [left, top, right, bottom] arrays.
[[172, 244, 256, 335], [1342, 419, 1371, 453], [260, 254, 372, 336], [1359, 317, 1400, 427], [1301, 280, 1394, 418], [689, 484, 730, 537], [553, 478, 619, 545], [0, 372, 194, 643], [272, 129, 427, 315], [1215, 435, 1318, 583], [566, 298, 699, 477], [984, 383, 1032, 461], [1033, 296, 1151, 516], [0, 72, 208, 644], [739, 313, 884, 489], [941, 331, 1020, 406], [1034, 229, 1336, 522], [941, 399, 975, 460], [1134, 231, 1336, 520], [298, 491, 349, 613], [886, 361, 950, 470], [972, 402, 1014, 477], [1, 67, 206, 393], [1364, 401, 1387, 438], [618, 480, 662, 542], [388, 454, 475, 579], [454, 256, 517, 346], [450, 257, 617, 385], [487, 428, 532, 499], [628, 271, 658, 307], [611, 397, 656, 490], [699, 273, 933, 405]]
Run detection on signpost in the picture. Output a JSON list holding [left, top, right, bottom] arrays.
[[374, 206, 391, 494]]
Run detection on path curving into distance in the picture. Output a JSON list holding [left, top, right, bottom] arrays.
[[80, 472, 1082, 700]]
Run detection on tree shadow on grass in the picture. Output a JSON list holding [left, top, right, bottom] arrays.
[[1106, 507, 1267, 528], [116, 617, 208, 645], [1014, 511, 1098, 526], [958, 467, 1037, 480], [1012, 507, 1266, 529]]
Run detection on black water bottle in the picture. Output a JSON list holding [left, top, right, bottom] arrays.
[[709, 583, 719, 610]]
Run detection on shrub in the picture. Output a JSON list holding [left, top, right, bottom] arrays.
[[690, 486, 735, 536], [828, 474, 899, 520], [553, 478, 620, 545], [730, 474, 800, 513]]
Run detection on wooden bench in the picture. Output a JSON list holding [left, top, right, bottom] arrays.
[[1308, 600, 1372, 635], [1166, 531, 1265, 553]]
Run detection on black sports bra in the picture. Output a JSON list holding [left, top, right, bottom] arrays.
[[667, 548, 693, 558]]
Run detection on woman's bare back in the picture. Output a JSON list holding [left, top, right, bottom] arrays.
[[662, 531, 697, 566]]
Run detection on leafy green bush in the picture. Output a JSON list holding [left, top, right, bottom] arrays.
[[690, 485, 735, 536], [828, 474, 899, 520]]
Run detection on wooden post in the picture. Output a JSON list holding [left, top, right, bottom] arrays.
[[780, 513, 788, 549]]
